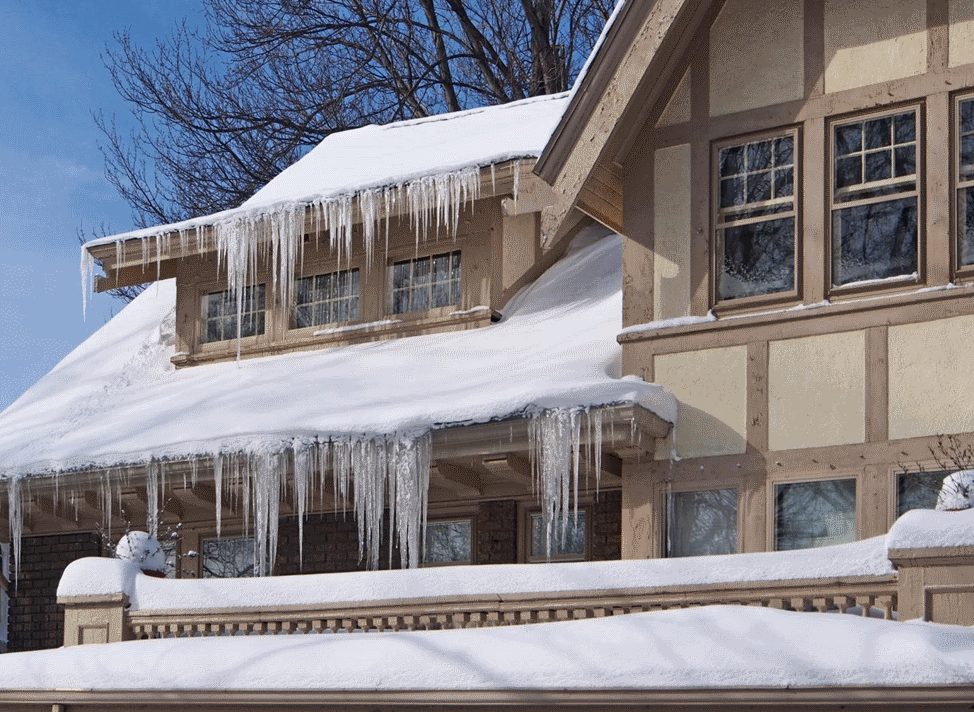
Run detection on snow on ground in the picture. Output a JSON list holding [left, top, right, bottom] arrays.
[[0, 230, 674, 475], [1, 607, 972, 690], [887, 506, 974, 550], [59, 535, 892, 610], [84, 94, 568, 248]]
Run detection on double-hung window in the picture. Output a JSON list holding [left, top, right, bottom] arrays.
[[391, 251, 461, 314], [202, 284, 266, 343], [293, 269, 359, 328], [957, 97, 974, 267], [830, 108, 920, 287], [714, 130, 798, 302]]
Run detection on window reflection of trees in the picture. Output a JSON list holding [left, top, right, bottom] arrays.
[[775, 479, 856, 551], [666, 489, 738, 558], [423, 520, 472, 565], [897, 471, 950, 518], [202, 536, 265, 578]]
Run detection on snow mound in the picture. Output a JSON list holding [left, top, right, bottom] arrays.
[[887, 506, 974, 550], [937, 470, 974, 511], [114, 531, 166, 573]]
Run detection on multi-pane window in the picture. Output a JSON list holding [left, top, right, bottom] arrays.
[[831, 109, 919, 287], [529, 510, 586, 561], [293, 269, 359, 328], [391, 251, 461, 314], [775, 479, 856, 551], [202, 285, 266, 343], [715, 132, 797, 301], [957, 97, 974, 266], [424, 519, 473, 565], [897, 470, 950, 518], [665, 488, 738, 558]]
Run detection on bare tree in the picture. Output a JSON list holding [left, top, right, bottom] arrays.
[[97, 0, 614, 300]]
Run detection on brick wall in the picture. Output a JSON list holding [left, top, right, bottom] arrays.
[[275, 511, 400, 575], [477, 500, 518, 564], [8, 532, 102, 652], [591, 490, 622, 561]]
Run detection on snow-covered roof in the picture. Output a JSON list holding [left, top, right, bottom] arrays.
[[1, 230, 674, 476], [1, 606, 972, 691], [84, 94, 569, 249]]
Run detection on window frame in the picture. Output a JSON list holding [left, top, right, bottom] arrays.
[[197, 282, 268, 349], [523, 505, 590, 563], [288, 267, 361, 333], [422, 516, 476, 567], [954, 92, 974, 279], [663, 486, 741, 559], [770, 474, 858, 552], [710, 126, 803, 312], [387, 249, 462, 316], [827, 103, 925, 297]]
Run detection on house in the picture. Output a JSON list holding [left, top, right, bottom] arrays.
[[2, 0, 974, 706]]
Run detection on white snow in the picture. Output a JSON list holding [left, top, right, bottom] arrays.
[[887, 506, 974, 550], [937, 470, 974, 511], [114, 531, 166, 573], [58, 535, 892, 610], [1, 606, 973, 690]]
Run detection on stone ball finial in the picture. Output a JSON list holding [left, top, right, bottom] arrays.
[[936, 470, 974, 512]]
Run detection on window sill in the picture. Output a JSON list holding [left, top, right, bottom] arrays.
[[172, 306, 498, 368], [618, 281, 972, 345]]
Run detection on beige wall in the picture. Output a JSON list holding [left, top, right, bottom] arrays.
[[654, 346, 748, 459], [710, 0, 803, 116], [889, 315, 974, 440], [768, 331, 866, 451], [824, 0, 926, 93], [653, 144, 692, 322], [949, 0, 974, 68], [657, 69, 691, 128]]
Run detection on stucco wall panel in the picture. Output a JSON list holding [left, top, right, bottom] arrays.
[[824, 0, 926, 93], [769, 332, 866, 451], [657, 68, 691, 127], [889, 315, 974, 439], [653, 144, 691, 322], [710, 0, 803, 116], [655, 347, 748, 459], [949, 0, 974, 68]]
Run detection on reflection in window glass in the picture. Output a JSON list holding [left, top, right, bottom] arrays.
[[161, 539, 179, 579], [424, 519, 472, 564], [775, 479, 856, 551], [530, 511, 585, 559], [202, 285, 266, 342], [391, 251, 461, 313], [202, 536, 266, 578], [831, 110, 918, 286], [958, 98, 974, 266], [666, 489, 738, 558], [293, 269, 359, 327], [715, 133, 796, 300], [897, 470, 950, 518]]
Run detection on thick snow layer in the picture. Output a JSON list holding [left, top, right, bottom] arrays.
[[59, 536, 893, 610], [84, 95, 568, 250], [0, 232, 674, 475], [887, 507, 974, 550], [937, 470, 974, 511], [1, 607, 973, 690]]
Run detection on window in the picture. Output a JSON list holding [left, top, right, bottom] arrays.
[[423, 518, 473, 565], [666, 488, 738, 558], [201, 536, 267, 577], [774, 478, 856, 551], [897, 470, 949, 518], [202, 284, 266, 343], [957, 97, 974, 267], [528, 510, 586, 561], [714, 131, 797, 301], [831, 108, 920, 287], [391, 251, 461, 314], [293, 269, 359, 328]]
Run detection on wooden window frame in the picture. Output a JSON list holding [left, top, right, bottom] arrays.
[[711, 126, 802, 313], [663, 486, 741, 559], [198, 282, 268, 350], [827, 103, 925, 297], [288, 267, 361, 333], [523, 505, 590, 563], [769, 474, 858, 552], [387, 250, 462, 317], [422, 516, 476, 567], [954, 92, 974, 279]]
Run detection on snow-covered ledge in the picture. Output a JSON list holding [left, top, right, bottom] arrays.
[[887, 507, 974, 625]]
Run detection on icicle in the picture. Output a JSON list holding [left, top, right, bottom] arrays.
[[250, 450, 281, 577], [7, 477, 23, 584], [80, 246, 95, 320], [292, 439, 314, 568], [145, 461, 159, 538], [213, 452, 223, 538]]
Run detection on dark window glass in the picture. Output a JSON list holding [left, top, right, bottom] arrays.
[[391, 252, 461, 314], [424, 520, 472, 564], [897, 471, 950, 518], [202, 284, 265, 342], [530, 511, 585, 559], [775, 479, 856, 551], [832, 197, 917, 285], [293, 269, 359, 328], [666, 489, 738, 558]]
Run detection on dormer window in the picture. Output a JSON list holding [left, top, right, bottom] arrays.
[[202, 284, 266, 343], [391, 251, 461, 314], [293, 269, 360, 328]]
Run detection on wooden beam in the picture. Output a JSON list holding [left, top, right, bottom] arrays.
[[432, 462, 482, 497], [95, 260, 178, 292]]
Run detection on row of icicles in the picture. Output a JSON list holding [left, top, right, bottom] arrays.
[[4, 406, 605, 581]]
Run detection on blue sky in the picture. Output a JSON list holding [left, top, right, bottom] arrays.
[[0, 1, 199, 411]]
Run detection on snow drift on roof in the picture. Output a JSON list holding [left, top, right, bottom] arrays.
[[2, 230, 674, 474], [1, 607, 972, 690]]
